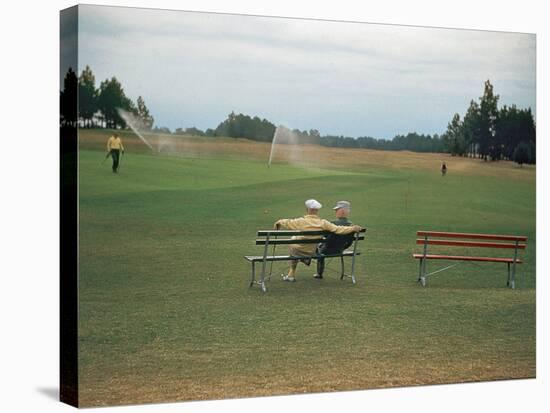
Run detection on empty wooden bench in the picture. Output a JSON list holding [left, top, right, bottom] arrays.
[[413, 231, 527, 288], [245, 228, 366, 292]]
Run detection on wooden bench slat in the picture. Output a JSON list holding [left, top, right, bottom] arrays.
[[257, 228, 366, 236], [416, 231, 527, 242], [245, 250, 360, 262], [258, 230, 328, 236], [412, 253, 523, 264], [255, 235, 365, 245], [416, 239, 527, 249]]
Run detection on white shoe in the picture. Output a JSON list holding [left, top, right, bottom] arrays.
[[281, 274, 296, 282]]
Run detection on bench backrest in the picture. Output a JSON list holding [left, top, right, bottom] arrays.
[[416, 231, 527, 251], [256, 228, 366, 246]]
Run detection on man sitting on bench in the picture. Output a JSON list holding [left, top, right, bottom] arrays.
[[314, 200, 355, 279], [274, 199, 362, 282]]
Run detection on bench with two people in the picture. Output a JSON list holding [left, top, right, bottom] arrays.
[[244, 199, 366, 293], [244, 199, 528, 292]]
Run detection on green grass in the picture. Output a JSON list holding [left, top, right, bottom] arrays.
[[77, 148, 536, 406]]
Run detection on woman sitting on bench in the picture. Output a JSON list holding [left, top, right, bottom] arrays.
[[274, 199, 362, 282]]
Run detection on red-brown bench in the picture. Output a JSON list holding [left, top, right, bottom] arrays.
[[413, 231, 527, 289]]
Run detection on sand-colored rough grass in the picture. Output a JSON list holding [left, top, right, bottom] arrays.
[[80, 129, 534, 180]]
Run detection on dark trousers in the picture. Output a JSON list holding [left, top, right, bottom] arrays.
[[316, 245, 340, 276], [317, 256, 326, 276], [110, 149, 120, 172]]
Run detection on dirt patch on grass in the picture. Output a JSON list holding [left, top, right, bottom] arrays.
[[79, 357, 534, 407]]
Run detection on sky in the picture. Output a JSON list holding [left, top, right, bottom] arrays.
[[72, 4, 536, 139]]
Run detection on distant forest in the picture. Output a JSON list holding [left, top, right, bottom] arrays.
[[61, 66, 536, 165]]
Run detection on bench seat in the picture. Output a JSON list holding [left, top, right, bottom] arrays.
[[245, 250, 360, 262], [413, 254, 523, 264]]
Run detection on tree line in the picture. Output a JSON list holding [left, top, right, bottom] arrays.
[[61, 66, 154, 130], [180, 111, 445, 153], [61, 67, 535, 164], [321, 133, 444, 152], [442, 80, 536, 165]]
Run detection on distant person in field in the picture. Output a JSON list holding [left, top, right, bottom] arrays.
[[274, 199, 362, 282], [314, 201, 356, 279], [106, 133, 124, 173], [441, 161, 447, 176]]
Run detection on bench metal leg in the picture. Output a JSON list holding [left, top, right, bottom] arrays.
[[420, 258, 427, 287], [506, 262, 511, 287], [419, 235, 428, 287], [249, 261, 267, 291], [259, 265, 267, 293], [258, 235, 271, 293], [510, 261, 516, 290], [350, 253, 357, 284], [340, 255, 345, 280], [510, 241, 518, 289], [249, 262, 256, 287], [349, 232, 360, 284]]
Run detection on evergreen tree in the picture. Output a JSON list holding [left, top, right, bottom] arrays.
[[513, 142, 530, 166], [443, 113, 466, 156], [443, 81, 535, 164], [97, 77, 134, 129], [60, 67, 78, 127], [78, 65, 97, 128], [478, 80, 499, 160], [462, 100, 482, 157], [214, 112, 276, 141], [136, 96, 154, 130]]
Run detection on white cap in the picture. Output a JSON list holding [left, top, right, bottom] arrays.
[[305, 199, 322, 209]]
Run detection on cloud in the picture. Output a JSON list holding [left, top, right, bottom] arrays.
[[77, 5, 536, 138]]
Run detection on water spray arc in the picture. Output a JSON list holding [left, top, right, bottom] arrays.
[[267, 125, 304, 168], [267, 126, 283, 168], [117, 108, 156, 153]]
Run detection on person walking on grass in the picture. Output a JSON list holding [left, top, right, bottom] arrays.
[[313, 200, 356, 279], [274, 199, 362, 282], [106, 133, 124, 173], [441, 161, 447, 176]]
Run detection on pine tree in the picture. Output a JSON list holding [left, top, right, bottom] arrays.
[[97, 77, 132, 129], [478, 80, 499, 160], [443, 113, 466, 156], [78, 65, 97, 128], [513, 142, 530, 166], [136, 96, 154, 130], [60, 67, 78, 127]]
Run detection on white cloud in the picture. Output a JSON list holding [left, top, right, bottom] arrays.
[[77, 5, 536, 138]]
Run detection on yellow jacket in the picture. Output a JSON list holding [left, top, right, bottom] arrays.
[[107, 136, 124, 151], [275, 214, 358, 254]]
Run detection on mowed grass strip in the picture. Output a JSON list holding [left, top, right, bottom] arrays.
[[77, 138, 535, 407]]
